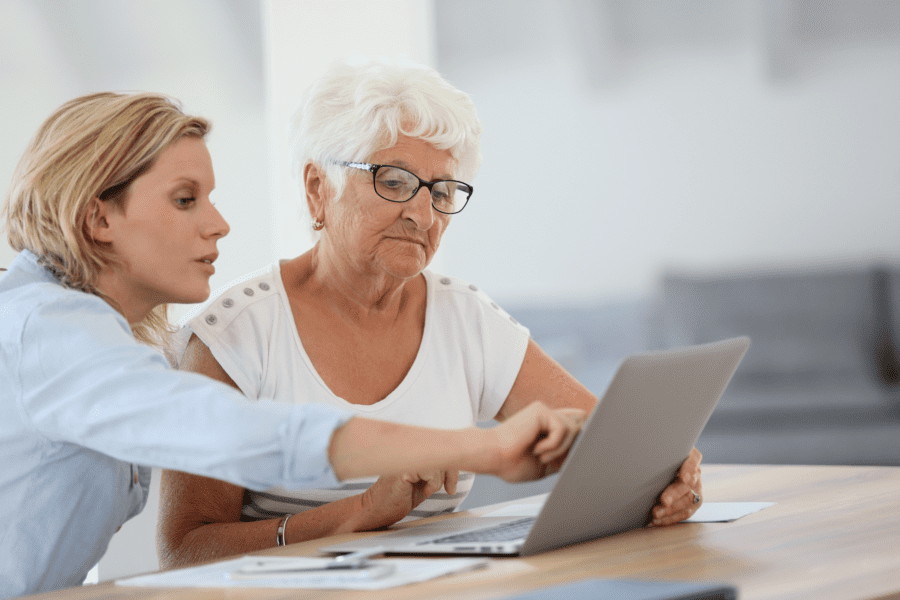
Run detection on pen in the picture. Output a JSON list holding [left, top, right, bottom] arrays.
[[327, 546, 389, 569], [228, 563, 395, 582], [229, 547, 393, 580]]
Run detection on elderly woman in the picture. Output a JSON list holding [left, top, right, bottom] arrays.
[[158, 57, 703, 568]]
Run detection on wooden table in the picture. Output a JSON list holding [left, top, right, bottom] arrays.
[[22, 465, 900, 600]]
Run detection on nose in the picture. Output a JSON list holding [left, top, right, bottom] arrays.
[[202, 199, 230, 239], [401, 186, 435, 230]]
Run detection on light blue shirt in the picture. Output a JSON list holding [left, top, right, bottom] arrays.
[[0, 251, 352, 599]]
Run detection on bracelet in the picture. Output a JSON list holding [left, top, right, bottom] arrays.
[[276, 513, 293, 546]]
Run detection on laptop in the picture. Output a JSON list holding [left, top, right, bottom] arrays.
[[322, 336, 750, 557]]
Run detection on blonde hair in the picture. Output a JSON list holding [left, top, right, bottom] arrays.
[[2, 92, 210, 348]]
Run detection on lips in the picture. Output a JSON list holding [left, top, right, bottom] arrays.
[[390, 237, 426, 246], [197, 253, 218, 274]]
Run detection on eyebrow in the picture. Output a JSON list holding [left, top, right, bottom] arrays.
[[170, 177, 198, 188], [169, 177, 215, 193]]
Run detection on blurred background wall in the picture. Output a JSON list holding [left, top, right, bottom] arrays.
[[2, 0, 898, 583], [434, 0, 900, 304]]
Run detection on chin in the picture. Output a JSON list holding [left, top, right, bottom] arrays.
[[187, 288, 212, 304], [168, 284, 211, 305], [385, 262, 427, 280]]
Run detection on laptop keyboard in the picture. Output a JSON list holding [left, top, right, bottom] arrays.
[[424, 517, 536, 544]]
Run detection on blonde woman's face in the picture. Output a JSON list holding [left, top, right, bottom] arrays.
[[102, 137, 229, 312]]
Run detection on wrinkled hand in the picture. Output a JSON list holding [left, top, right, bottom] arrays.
[[650, 447, 703, 526], [489, 402, 587, 483], [357, 470, 459, 530]]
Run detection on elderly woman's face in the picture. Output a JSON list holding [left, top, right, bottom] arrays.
[[326, 135, 455, 281]]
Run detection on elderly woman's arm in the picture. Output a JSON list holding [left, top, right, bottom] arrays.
[[495, 339, 704, 526], [157, 335, 457, 568], [157, 467, 452, 568]]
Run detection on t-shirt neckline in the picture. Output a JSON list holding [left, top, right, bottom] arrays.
[[273, 261, 433, 412]]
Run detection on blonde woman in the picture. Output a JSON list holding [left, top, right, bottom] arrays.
[[0, 92, 584, 599]]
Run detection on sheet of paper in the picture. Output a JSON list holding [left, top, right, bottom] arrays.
[[116, 555, 488, 590], [481, 499, 775, 523], [683, 501, 776, 523]]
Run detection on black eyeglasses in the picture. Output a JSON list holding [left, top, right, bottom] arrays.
[[337, 161, 473, 215]]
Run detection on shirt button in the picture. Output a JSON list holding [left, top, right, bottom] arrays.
[[205, 314, 218, 325], [509, 316, 519, 325], [259, 282, 270, 291], [222, 298, 234, 308], [440, 277, 451, 285], [243, 287, 255, 296], [491, 302, 499, 310], [469, 284, 478, 291]]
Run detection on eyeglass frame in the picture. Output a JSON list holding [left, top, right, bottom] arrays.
[[335, 160, 473, 215]]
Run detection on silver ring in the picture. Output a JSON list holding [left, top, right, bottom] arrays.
[[692, 492, 702, 505]]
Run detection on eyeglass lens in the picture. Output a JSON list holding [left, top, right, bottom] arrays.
[[374, 166, 470, 214]]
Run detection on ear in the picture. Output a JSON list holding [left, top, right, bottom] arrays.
[[84, 197, 116, 244], [303, 162, 328, 223]]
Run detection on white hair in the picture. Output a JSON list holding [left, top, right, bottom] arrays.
[[289, 55, 482, 233]]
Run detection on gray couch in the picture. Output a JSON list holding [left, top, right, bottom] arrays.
[[652, 266, 900, 466]]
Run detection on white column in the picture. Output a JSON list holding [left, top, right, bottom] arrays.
[[262, 0, 436, 261]]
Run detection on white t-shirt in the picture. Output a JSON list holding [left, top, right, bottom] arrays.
[[179, 263, 530, 521]]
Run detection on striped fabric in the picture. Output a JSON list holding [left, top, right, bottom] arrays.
[[241, 473, 476, 522]]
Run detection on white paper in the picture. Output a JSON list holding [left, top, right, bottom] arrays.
[[683, 501, 775, 523], [116, 555, 488, 590], [481, 498, 775, 523]]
